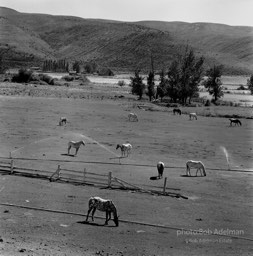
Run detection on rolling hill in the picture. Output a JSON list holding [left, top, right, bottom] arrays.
[[0, 7, 253, 74]]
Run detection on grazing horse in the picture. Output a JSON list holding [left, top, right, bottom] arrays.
[[229, 118, 242, 126], [116, 143, 132, 157], [68, 140, 85, 155], [86, 196, 119, 226], [173, 108, 182, 115], [59, 117, 67, 126], [128, 112, 138, 122], [157, 161, 165, 178], [186, 160, 206, 177], [189, 113, 197, 120]]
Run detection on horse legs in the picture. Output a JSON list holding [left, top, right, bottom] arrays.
[[86, 207, 93, 222], [91, 208, 96, 221], [187, 166, 191, 176], [68, 145, 71, 155], [75, 147, 79, 155], [105, 211, 111, 225]]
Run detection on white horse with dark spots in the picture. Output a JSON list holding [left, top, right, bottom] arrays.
[[186, 160, 206, 177], [116, 143, 132, 157], [189, 113, 197, 120], [128, 112, 138, 122], [68, 140, 85, 155], [157, 161, 165, 178], [59, 117, 67, 126], [86, 196, 119, 226]]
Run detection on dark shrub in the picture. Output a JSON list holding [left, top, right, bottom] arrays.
[[62, 75, 74, 81], [237, 85, 246, 90], [12, 68, 33, 83], [98, 67, 114, 76], [205, 99, 211, 106], [118, 80, 126, 87]]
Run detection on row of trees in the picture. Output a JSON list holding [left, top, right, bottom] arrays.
[[42, 59, 70, 72], [130, 47, 225, 103]]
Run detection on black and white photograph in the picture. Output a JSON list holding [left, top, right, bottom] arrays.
[[0, 0, 252, 255]]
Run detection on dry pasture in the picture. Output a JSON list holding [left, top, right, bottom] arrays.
[[0, 95, 252, 256]]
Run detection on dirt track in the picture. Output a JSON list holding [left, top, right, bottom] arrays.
[[0, 93, 252, 255]]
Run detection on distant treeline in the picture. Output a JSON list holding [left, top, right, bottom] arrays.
[[42, 59, 69, 72]]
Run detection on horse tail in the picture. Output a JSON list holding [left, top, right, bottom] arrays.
[[186, 162, 189, 175], [201, 163, 206, 176]]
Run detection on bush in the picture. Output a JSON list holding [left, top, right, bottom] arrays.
[[38, 74, 54, 85], [12, 68, 33, 83], [237, 85, 246, 90], [97, 67, 114, 76], [205, 99, 211, 106], [62, 75, 74, 82], [118, 80, 126, 87]]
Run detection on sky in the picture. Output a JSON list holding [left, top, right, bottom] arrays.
[[1, 0, 253, 27]]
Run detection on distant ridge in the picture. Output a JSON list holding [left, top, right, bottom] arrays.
[[0, 7, 253, 74]]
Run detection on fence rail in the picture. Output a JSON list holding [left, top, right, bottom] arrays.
[[0, 158, 178, 197]]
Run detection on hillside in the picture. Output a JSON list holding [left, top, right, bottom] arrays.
[[0, 7, 253, 74]]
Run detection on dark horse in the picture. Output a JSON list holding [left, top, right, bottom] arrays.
[[229, 118, 242, 126], [173, 108, 182, 115], [157, 161, 165, 178]]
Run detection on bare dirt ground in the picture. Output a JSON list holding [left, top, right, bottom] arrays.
[[0, 83, 252, 255]]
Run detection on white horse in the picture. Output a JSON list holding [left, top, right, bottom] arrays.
[[116, 143, 132, 157], [157, 161, 165, 178], [128, 112, 138, 122], [186, 160, 206, 177], [86, 196, 119, 226], [59, 117, 67, 126], [189, 113, 197, 120], [68, 140, 85, 155]]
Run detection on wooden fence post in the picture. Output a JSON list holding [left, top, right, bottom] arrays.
[[10, 160, 14, 174], [49, 165, 61, 182], [83, 168, 86, 183], [163, 177, 167, 194], [108, 171, 112, 188]]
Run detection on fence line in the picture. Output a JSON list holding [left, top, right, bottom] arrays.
[[0, 159, 181, 197], [2, 156, 252, 173]]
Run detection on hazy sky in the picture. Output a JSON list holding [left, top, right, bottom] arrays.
[[1, 0, 253, 26]]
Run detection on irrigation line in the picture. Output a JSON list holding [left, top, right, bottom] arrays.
[[0, 202, 252, 242], [0, 156, 252, 173]]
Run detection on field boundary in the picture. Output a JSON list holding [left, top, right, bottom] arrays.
[[1, 156, 252, 173], [0, 159, 188, 199]]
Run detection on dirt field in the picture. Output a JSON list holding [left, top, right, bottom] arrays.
[[0, 87, 252, 255]]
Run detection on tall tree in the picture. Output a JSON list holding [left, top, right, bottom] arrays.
[[156, 69, 168, 101], [130, 70, 145, 100], [204, 65, 224, 102], [167, 60, 181, 103], [147, 71, 155, 101], [166, 47, 204, 104], [247, 75, 253, 95]]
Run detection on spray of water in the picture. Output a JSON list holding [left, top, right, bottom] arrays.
[[220, 146, 230, 170], [10, 131, 120, 159], [68, 132, 120, 157], [10, 137, 58, 156]]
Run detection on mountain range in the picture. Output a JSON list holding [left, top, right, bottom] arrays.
[[0, 7, 253, 74]]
